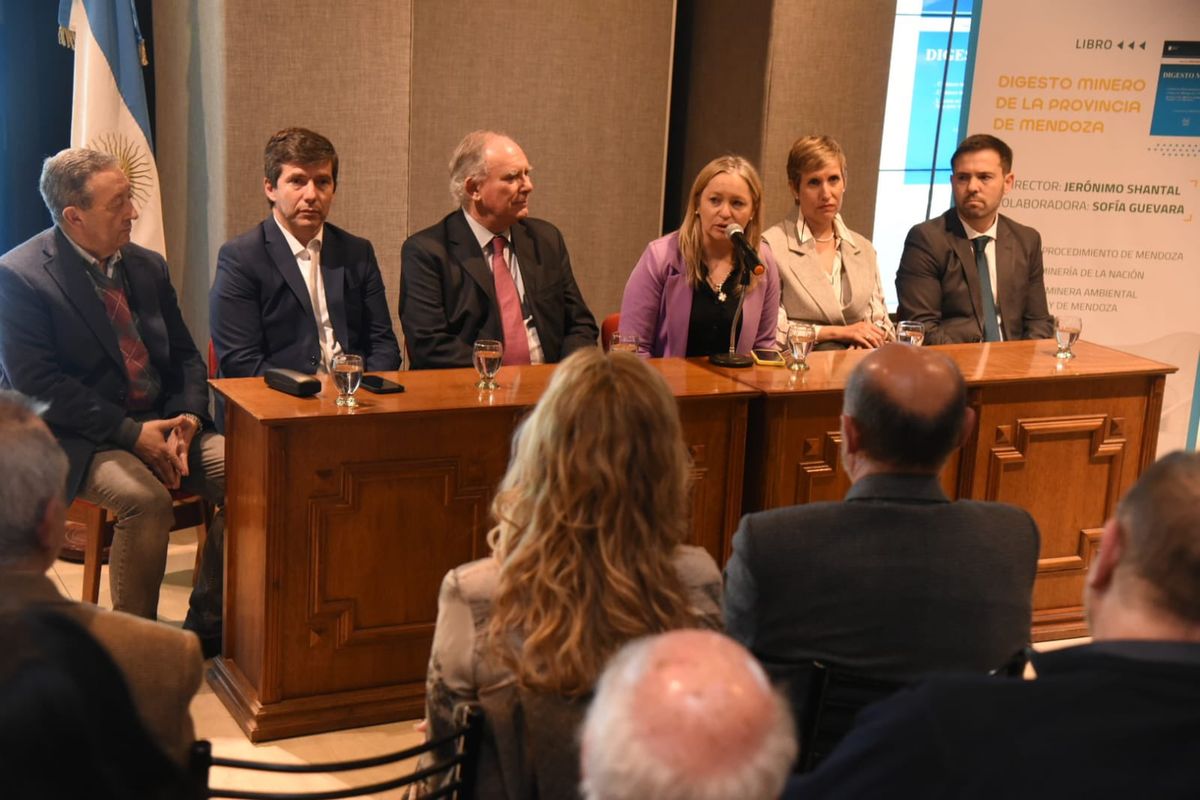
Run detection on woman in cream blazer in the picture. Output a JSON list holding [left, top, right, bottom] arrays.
[[763, 136, 893, 349]]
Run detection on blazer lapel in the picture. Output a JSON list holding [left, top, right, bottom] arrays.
[[510, 222, 545, 334], [262, 218, 316, 320], [839, 236, 871, 314], [43, 229, 124, 371], [994, 219, 1019, 338], [120, 253, 169, 368], [783, 210, 844, 324], [447, 210, 498, 311], [318, 226, 349, 349], [946, 213, 985, 334]]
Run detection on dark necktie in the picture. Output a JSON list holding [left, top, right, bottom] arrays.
[[973, 236, 1001, 342], [491, 236, 531, 365]]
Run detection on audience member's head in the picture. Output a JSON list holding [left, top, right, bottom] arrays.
[[486, 349, 696, 696], [841, 343, 969, 478], [580, 630, 796, 800], [0, 607, 190, 798], [1087, 451, 1200, 641], [0, 391, 68, 572]]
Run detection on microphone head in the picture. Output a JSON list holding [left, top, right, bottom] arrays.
[[725, 223, 745, 240]]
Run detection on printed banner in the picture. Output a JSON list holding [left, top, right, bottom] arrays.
[[967, 0, 1200, 452]]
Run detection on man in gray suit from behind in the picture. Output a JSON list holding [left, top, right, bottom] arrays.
[[724, 343, 1040, 685]]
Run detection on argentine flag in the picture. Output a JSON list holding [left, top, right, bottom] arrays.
[[58, 0, 165, 257]]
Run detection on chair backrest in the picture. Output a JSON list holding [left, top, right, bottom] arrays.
[[600, 312, 620, 352], [793, 649, 1031, 773], [207, 339, 218, 380], [189, 705, 483, 799], [795, 661, 907, 773]]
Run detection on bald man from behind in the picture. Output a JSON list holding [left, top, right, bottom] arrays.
[[724, 344, 1040, 701], [580, 630, 796, 800]]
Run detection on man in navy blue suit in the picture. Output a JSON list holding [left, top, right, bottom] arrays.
[[0, 148, 224, 651], [210, 128, 401, 378]]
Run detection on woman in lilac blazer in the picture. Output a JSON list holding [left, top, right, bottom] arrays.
[[620, 155, 781, 358]]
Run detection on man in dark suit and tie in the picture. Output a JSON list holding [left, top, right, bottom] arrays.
[[400, 130, 598, 369], [896, 134, 1054, 345], [723, 343, 1039, 687], [787, 451, 1200, 799], [210, 127, 401, 377], [0, 149, 224, 651]]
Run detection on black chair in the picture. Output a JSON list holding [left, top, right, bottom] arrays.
[[188, 705, 483, 799], [795, 661, 907, 773], [794, 648, 1033, 773]]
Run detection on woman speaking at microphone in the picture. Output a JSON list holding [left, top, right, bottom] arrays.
[[619, 155, 780, 357]]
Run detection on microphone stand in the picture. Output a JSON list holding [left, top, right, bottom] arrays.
[[709, 250, 755, 368]]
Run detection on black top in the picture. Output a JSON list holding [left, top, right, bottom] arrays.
[[686, 273, 742, 357]]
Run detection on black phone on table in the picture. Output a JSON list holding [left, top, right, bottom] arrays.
[[360, 374, 406, 394]]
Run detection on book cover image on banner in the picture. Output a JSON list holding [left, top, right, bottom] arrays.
[[967, 0, 1200, 453], [1151, 41, 1200, 137]]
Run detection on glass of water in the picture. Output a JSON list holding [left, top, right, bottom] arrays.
[[1054, 315, 1082, 360], [331, 354, 363, 407], [897, 320, 925, 346], [610, 333, 640, 353], [473, 339, 504, 390], [786, 322, 816, 372]]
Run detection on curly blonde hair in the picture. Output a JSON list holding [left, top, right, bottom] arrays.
[[678, 154, 765, 292], [485, 349, 695, 696]]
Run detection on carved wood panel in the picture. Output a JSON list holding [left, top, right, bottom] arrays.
[[306, 458, 489, 650]]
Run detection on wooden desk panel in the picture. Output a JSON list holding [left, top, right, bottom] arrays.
[[711, 340, 1173, 643], [210, 361, 755, 741]]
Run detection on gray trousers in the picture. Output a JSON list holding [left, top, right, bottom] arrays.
[[78, 431, 225, 623]]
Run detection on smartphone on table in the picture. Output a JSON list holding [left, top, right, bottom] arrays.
[[360, 374, 406, 394]]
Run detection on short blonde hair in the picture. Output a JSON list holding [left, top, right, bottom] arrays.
[[785, 135, 847, 196], [678, 155, 765, 291], [486, 349, 696, 696]]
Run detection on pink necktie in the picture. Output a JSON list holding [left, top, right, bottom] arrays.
[[491, 236, 531, 365]]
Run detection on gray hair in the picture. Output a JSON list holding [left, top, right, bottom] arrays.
[[0, 392, 69, 567], [448, 130, 503, 206], [39, 148, 120, 225], [581, 635, 797, 800]]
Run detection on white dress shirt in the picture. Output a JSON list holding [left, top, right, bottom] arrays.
[[958, 214, 1004, 341], [273, 213, 342, 371]]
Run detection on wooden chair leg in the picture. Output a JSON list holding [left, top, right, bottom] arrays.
[[80, 503, 108, 605], [191, 501, 212, 586]]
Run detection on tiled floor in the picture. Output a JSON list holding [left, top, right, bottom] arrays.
[[52, 527, 425, 798], [52, 529, 1091, 797]]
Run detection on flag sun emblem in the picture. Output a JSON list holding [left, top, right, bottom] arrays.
[[90, 132, 154, 208]]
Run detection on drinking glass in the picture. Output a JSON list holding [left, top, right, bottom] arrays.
[[473, 339, 504, 390], [1054, 315, 1082, 360], [331, 354, 363, 407], [786, 322, 816, 372], [897, 320, 925, 346], [610, 333, 640, 353]]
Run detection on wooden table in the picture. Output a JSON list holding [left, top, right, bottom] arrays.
[[209, 360, 756, 741], [707, 339, 1175, 641]]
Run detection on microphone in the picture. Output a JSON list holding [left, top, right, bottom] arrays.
[[726, 224, 764, 276]]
